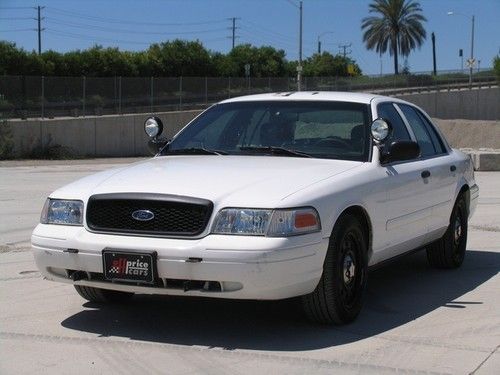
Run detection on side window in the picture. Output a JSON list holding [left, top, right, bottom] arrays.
[[398, 104, 436, 157], [414, 110, 447, 154], [376, 102, 411, 142]]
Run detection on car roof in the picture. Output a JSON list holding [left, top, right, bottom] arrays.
[[219, 91, 397, 105]]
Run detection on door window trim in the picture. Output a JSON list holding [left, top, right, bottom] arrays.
[[393, 103, 417, 142], [394, 103, 450, 161], [412, 107, 452, 154]]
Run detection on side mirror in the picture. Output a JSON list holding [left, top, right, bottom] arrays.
[[147, 138, 169, 155], [144, 116, 163, 138], [144, 116, 168, 155], [382, 141, 420, 164], [371, 118, 391, 142]]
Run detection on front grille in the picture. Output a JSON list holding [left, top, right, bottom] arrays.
[[86, 193, 213, 237]]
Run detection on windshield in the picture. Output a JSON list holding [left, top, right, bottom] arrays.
[[164, 100, 371, 161]]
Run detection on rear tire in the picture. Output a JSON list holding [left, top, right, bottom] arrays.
[[302, 214, 368, 325], [74, 285, 134, 303], [427, 195, 468, 269]]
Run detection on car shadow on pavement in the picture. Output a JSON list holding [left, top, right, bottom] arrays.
[[61, 249, 499, 351]]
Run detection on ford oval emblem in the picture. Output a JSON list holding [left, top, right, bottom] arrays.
[[131, 209, 155, 221]]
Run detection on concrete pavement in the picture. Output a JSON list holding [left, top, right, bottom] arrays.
[[0, 159, 499, 374]]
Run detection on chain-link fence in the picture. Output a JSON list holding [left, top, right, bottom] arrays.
[[0, 70, 496, 119]]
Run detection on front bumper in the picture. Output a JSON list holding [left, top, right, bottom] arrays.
[[32, 224, 328, 300]]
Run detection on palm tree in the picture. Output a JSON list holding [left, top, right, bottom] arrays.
[[362, 0, 427, 74]]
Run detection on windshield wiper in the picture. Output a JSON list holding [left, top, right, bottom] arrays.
[[166, 147, 228, 156], [239, 146, 312, 158]]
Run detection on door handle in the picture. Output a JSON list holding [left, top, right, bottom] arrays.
[[421, 170, 431, 178], [450, 165, 456, 172]]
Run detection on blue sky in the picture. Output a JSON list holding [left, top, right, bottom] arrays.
[[0, 0, 499, 75]]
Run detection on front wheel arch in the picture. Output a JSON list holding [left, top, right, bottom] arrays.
[[456, 184, 470, 217], [333, 205, 372, 261]]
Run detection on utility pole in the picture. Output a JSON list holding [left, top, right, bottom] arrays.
[[338, 43, 352, 58], [459, 49, 463, 72], [317, 39, 321, 54], [298, 0, 303, 91], [37, 6, 45, 55], [448, 12, 475, 85], [227, 17, 240, 50], [431, 32, 437, 75], [285, 0, 303, 91]]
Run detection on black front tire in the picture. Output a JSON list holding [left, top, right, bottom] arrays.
[[302, 214, 368, 325], [74, 285, 134, 303], [427, 195, 468, 269]]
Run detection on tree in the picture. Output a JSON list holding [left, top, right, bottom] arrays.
[[223, 44, 287, 77], [146, 40, 214, 76], [0, 41, 28, 75], [302, 52, 361, 77], [361, 0, 427, 74]]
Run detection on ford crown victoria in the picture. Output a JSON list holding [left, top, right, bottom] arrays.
[[32, 92, 479, 324]]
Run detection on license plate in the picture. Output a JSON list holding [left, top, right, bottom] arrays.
[[102, 250, 156, 284]]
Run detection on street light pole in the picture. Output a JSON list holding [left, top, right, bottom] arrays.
[[470, 15, 475, 85], [317, 31, 334, 55]]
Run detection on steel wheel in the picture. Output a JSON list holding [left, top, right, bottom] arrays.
[[338, 232, 363, 310], [427, 195, 468, 269], [302, 213, 368, 325]]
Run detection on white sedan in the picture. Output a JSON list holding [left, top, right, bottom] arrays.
[[32, 92, 478, 324]]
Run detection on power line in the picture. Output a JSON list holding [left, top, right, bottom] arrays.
[[0, 6, 34, 10], [284, 0, 299, 8], [46, 28, 230, 47], [239, 29, 297, 49], [0, 28, 35, 32], [0, 17, 34, 20], [238, 30, 315, 57], [242, 20, 295, 42], [45, 29, 152, 45], [45, 18, 227, 35], [47, 6, 227, 26]]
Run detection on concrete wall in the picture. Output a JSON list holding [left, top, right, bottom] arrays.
[[395, 87, 499, 120], [3, 87, 499, 158], [433, 119, 500, 149], [5, 110, 202, 158]]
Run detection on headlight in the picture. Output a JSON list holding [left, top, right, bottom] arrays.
[[212, 207, 320, 237], [40, 199, 84, 226]]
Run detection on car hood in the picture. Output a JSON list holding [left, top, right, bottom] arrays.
[[52, 155, 362, 207]]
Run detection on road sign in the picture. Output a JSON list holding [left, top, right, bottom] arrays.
[[244, 64, 251, 77], [466, 58, 476, 68]]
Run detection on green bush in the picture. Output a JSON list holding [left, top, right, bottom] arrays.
[[88, 95, 105, 108], [494, 56, 500, 81], [0, 121, 14, 159], [29, 144, 74, 159]]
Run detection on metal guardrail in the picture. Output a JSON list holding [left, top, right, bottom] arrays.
[[0, 74, 497, 119]]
